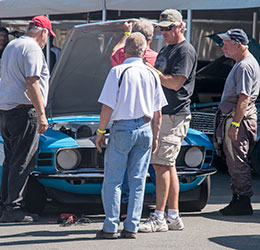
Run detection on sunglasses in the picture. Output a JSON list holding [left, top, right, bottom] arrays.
[[160, 25, 175, 32]]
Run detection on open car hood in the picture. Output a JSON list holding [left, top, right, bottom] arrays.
[[47, 19, 163, 118]]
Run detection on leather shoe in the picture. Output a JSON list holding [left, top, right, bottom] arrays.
[[96, 230, 118, 239], [120, 229, 137, 239]]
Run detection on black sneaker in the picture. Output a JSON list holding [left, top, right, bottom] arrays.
[[96, 230, 118, 239], [120, 229, 137, 239], [0, 210, 40, 223], [220, 195, 253, 216]]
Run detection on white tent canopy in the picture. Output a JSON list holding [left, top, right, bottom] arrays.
[[0, 0, 260, 18]]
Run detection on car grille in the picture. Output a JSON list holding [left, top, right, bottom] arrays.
[[76, 148, 105, 169], [55, 145, 212, 172], [38, 152, 54, 166], [190, 112, 215, 134]]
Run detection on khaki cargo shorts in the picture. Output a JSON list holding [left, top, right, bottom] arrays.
[[151, 114, 191, 167]]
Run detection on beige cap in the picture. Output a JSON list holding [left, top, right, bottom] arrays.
[[158, 9, 183, 27]]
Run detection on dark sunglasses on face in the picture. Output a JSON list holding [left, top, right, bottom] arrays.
[[160, 25, 175, 32]]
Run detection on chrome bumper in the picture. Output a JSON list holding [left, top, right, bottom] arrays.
[[31, 167, 216, 180]]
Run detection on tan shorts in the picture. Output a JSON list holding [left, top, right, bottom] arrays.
[[151, 114, 191, 167]]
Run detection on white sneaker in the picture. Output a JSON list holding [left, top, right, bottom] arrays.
[[138, 212, 168, 233], [166, 216, 184, 230]]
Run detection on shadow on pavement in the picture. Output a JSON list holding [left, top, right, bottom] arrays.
[[0, 231, 98, 247], [207, 172, 260, 205], [181, 209, 260, 224], [208, 235, 260, 250]]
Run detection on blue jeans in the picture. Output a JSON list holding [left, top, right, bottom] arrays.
[[122, 164, 156, 204], [102, 117, 152, 233]]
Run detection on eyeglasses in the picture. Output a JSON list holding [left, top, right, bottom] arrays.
[[160, 25, 175, 32]]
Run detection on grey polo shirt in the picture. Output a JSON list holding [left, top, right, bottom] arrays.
[[0, 36, 49, 110]]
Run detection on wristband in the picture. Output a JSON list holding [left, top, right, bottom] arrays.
[[124, 32, 131, 35], [231, 121, 240, 128], [157, 71, 162, 76], [97, 128, 106, 135]]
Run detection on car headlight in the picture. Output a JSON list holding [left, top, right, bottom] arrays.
[[56, 149, 81, 170], [184, 147, 204, 168]]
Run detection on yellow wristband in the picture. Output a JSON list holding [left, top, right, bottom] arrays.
[[97, 128, 106, 134], [157, 71, 162, 76], [231, 121, 240, 128], [124, 32, 131, 35]]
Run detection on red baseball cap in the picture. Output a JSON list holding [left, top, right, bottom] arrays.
[[29, 15, 56, 37]]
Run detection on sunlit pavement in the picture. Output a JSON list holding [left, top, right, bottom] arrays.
[[0, 172, 259, 250]]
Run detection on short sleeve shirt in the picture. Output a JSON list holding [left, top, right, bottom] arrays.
[[221, 54, 260, 103], [155, 40, 197, 115], [98, 57, 167, 121], [0, 36, 49, 110], [111, 47, 158, 67]]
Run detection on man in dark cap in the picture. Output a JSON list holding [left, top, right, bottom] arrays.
[[0, 15, 56, 222], [214, 29, 260, 215], [139, 9, 197, 232]]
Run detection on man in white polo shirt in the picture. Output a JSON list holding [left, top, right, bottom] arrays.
[[95, 32, 167, 239]]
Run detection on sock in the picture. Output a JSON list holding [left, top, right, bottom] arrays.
[[154, 210, 164, 220], [168, 209, 179, 219]]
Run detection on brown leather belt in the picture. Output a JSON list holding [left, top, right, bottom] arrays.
[[143, 116, 151, 122]]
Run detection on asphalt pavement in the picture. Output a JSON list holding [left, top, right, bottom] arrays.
[[0, 171, 260, 250]]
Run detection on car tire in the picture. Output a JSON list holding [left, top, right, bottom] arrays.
[[251, 140, 260, 176], [24, 176, 47, 215], [179, 176, 211, 212], [212, 155, 228, 173]]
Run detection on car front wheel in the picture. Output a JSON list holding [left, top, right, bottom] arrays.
[[180, 176, 211, 212], [24, 176, 47, 215]]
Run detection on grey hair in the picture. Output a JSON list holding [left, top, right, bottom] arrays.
[[236, 42, 248, 50], [125, 32, 146, 57], [132, 18, 154, 42], [26, 25, 48, 35]]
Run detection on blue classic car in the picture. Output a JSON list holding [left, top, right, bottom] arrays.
[[0, 20, 216, 214]]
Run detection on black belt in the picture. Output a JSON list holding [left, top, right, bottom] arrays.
[[14, 104, 34, 109]]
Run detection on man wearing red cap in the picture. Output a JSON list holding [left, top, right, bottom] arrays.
[[0, 15, 55, 222]]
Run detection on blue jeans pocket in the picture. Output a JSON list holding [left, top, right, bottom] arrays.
[[112, 130, 132, 153]]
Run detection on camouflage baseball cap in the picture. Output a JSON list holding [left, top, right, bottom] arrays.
[[158, 9, 183, 27]]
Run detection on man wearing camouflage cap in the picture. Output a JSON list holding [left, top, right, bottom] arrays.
[[139, 9, 197, 232]]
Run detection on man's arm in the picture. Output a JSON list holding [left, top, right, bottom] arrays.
[[26, 76, 48, 134], [228, 93, 250, 141], [151, 110, 162, 154], [111, 21, 134, 55], [96, 104, 113, 153], [144, 61, 186, 91]]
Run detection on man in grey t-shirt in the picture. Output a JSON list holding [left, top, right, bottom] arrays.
[[216, 29, 260, 216], [0, 16, 56, 223]]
